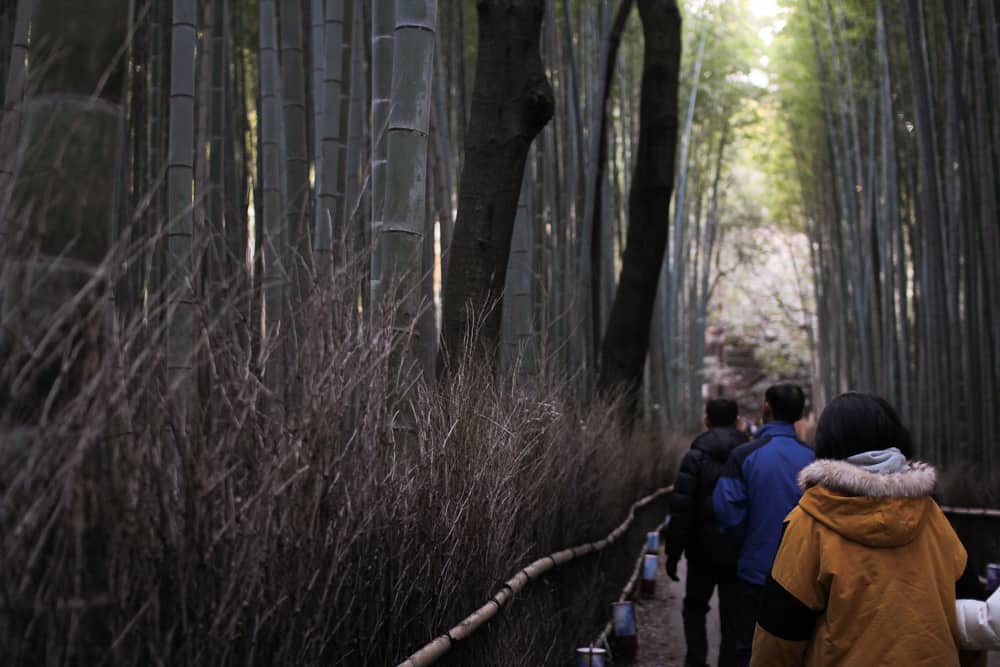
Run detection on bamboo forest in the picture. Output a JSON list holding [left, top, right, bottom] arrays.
[[1, 0, 999, 665]]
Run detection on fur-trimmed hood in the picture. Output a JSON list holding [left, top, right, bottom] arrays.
[[796, 459, 939, 548], [798, 458, 937, 497]]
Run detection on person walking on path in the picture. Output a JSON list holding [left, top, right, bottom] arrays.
[[663, 398, 749, 667], [750, 392, 987, 666], [712, 383, 814, 667]]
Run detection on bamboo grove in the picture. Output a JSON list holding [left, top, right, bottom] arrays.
[[772, 0, 1000, 470], [0, 0, 774, 437], [2, 0, 1000, 663], [0, 3, 753, 662], [2, 0, 997, 456]]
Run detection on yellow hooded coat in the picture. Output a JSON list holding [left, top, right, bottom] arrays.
[[750, 459, 984, 667]]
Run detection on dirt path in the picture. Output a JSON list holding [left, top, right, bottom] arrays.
[[630, 548, 720, 667]]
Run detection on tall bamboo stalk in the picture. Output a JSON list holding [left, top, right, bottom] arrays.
[[166, 0, 197, 416], [280, 0, 310, 366], [663, 29, 705, 421], [0, 0, 31, 246], [260, 0, 285, 399], [315, 0, 351, 282], [380, 0, 437, 375], [502, 161, 536, 382], [370, 0, 394, 309], [345, 0, 366, 270], [207, 0, 229, 293]]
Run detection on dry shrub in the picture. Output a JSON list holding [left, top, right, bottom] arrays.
[[0, 245, 682, 666]]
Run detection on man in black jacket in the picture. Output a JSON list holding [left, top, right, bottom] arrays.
[[663, 398, 749, 667]]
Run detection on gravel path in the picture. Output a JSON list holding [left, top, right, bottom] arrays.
[[630, 549, 720, 667]]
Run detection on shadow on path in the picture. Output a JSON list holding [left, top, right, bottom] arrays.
[[631, 550, 719, 667]]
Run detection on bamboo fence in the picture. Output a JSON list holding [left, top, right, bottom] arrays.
[[396, 484, 674, 667]]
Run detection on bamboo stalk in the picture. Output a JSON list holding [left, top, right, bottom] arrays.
[[166, 0, 198, 421], [0, 0, 32, 247]]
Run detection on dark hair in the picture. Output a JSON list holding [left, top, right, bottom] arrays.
[[814, 392, 913, 460], [765, 383, 806, 422], [705, 398, 739, 427]]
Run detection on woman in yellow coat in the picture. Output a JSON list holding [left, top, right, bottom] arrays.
[[750, 392, 986, 666]]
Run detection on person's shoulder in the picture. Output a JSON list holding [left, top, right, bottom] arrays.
[[923, 498, 965, 541], [689, 430, 714, 450], [734, 433, 772, 455], [691, 428, 740, 456], [678, 446, 706, 470], [728, 434, 773, 466], [780, 504, 830, 549], [764, 426, 814, 457], [716, 425, 750, 446], [784, 503, 816, 528]]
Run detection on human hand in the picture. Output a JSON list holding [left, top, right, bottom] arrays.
[[665, 554, 680, 582]]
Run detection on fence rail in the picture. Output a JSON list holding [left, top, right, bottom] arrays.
[[941, 506, 1000, 519], [396, 484, 674, 667]]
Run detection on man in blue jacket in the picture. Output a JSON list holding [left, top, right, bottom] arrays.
[[712, 383, 813, 667]]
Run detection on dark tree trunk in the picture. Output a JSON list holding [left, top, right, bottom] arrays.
[[584, 0, 634, 373], [597, 0, 681, 410], [440, 0, 554, 367]]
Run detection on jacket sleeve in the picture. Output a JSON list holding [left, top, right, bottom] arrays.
[[712, 451, 748, 539], [663, 449, 702, 558], [750, 513, 826, 667], [955, 586, 1000, 651]]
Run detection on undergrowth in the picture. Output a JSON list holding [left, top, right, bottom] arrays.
[[0, 247, 681, 666]]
